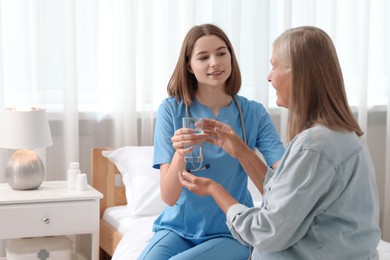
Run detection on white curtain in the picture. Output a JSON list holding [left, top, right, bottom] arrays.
[[0, 0, 389, 244]]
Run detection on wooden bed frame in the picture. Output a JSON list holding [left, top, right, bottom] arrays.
[[91, 148, 126, 260]]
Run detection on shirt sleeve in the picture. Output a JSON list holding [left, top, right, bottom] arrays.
[[153, 100, 176, 169], [264, 167, 275, 186], [226, 147, 341, 251]]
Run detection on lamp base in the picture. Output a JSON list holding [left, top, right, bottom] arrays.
[[5, 150, 45, 190]]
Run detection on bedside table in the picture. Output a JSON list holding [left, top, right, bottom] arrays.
[[0, 181, 103, 260]]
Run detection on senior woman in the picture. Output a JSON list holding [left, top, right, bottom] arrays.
[[179, 26, 381, 259]]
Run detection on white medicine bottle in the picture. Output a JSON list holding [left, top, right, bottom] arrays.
[[67, 162, 81, 190]]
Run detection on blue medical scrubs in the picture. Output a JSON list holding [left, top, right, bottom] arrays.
[[145, 95, 285, 258]]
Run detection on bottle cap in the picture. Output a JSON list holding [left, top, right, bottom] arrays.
[[69, 162, 80, 169]]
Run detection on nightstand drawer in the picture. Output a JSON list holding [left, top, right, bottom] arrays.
[[0, 200, 99, 239]]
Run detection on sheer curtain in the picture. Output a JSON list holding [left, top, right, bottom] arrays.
[[0, 0, 389, 245]]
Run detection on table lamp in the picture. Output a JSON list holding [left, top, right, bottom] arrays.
[[0, 107, 53, 190]]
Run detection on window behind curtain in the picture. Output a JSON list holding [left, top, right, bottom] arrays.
[[0, 0, 388, 113]]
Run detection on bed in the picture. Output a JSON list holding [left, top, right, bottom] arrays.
[[92, 148, 124, 259], [91, 146, 390, 260], [92, 147, 164, 260]]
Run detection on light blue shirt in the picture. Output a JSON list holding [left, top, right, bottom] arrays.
[[227, 125, 381, 259], [152, 96, 285, 242]]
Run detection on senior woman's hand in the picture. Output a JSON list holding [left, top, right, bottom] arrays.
[[202, 118, 246, 159], [179, 170, 239, 214], [179, 170, 214, 196]]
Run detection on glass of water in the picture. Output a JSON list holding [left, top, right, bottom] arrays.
[[182, 117, 204, 163]]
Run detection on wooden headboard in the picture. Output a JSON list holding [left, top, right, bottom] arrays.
[[92, 148, 129, 258], [91, 148, 127, 218]]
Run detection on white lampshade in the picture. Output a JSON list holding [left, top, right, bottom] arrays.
[[0, 107, 53, 149]]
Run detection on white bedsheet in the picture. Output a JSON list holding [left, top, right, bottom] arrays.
[[378, 239, 390, 260], [103, 206, 157, 259], [104, 206, 390, 260]]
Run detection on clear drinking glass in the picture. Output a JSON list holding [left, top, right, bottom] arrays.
[[182, 117, 204, 163]]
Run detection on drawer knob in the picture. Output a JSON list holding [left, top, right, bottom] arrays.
[[43, 217, 50, 224]]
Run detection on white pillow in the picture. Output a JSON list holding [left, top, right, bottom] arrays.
[[102, 146, 165, 216]]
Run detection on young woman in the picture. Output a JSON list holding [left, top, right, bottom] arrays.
[[138, 24, 285, 259], [179, 26, 381, 259]]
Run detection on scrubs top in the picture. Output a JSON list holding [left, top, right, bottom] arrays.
[[153, 95, 285, 243]]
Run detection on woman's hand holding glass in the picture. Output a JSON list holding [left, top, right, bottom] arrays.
[[171, 126, 204, 158]]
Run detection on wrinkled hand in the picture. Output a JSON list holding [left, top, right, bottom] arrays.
[[179, 170, 214, 196], [171, 127, 204, 156], [202, 118, 245, 159]]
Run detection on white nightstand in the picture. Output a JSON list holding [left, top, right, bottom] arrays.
[[0, 181, 103, 260]]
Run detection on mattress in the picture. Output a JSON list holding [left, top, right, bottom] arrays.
[[102, 206, 157, 259], [378, 239, 390, 259]]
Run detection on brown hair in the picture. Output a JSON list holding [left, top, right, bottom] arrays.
[[167, 24, 241, 106], [273, 26, 363, 141]]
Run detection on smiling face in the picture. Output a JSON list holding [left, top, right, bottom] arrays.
[[188, 35, 232, 90], [267, 46, 292, 108]]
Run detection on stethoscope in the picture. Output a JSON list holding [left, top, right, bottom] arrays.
[[185, 95, 247, 171]]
